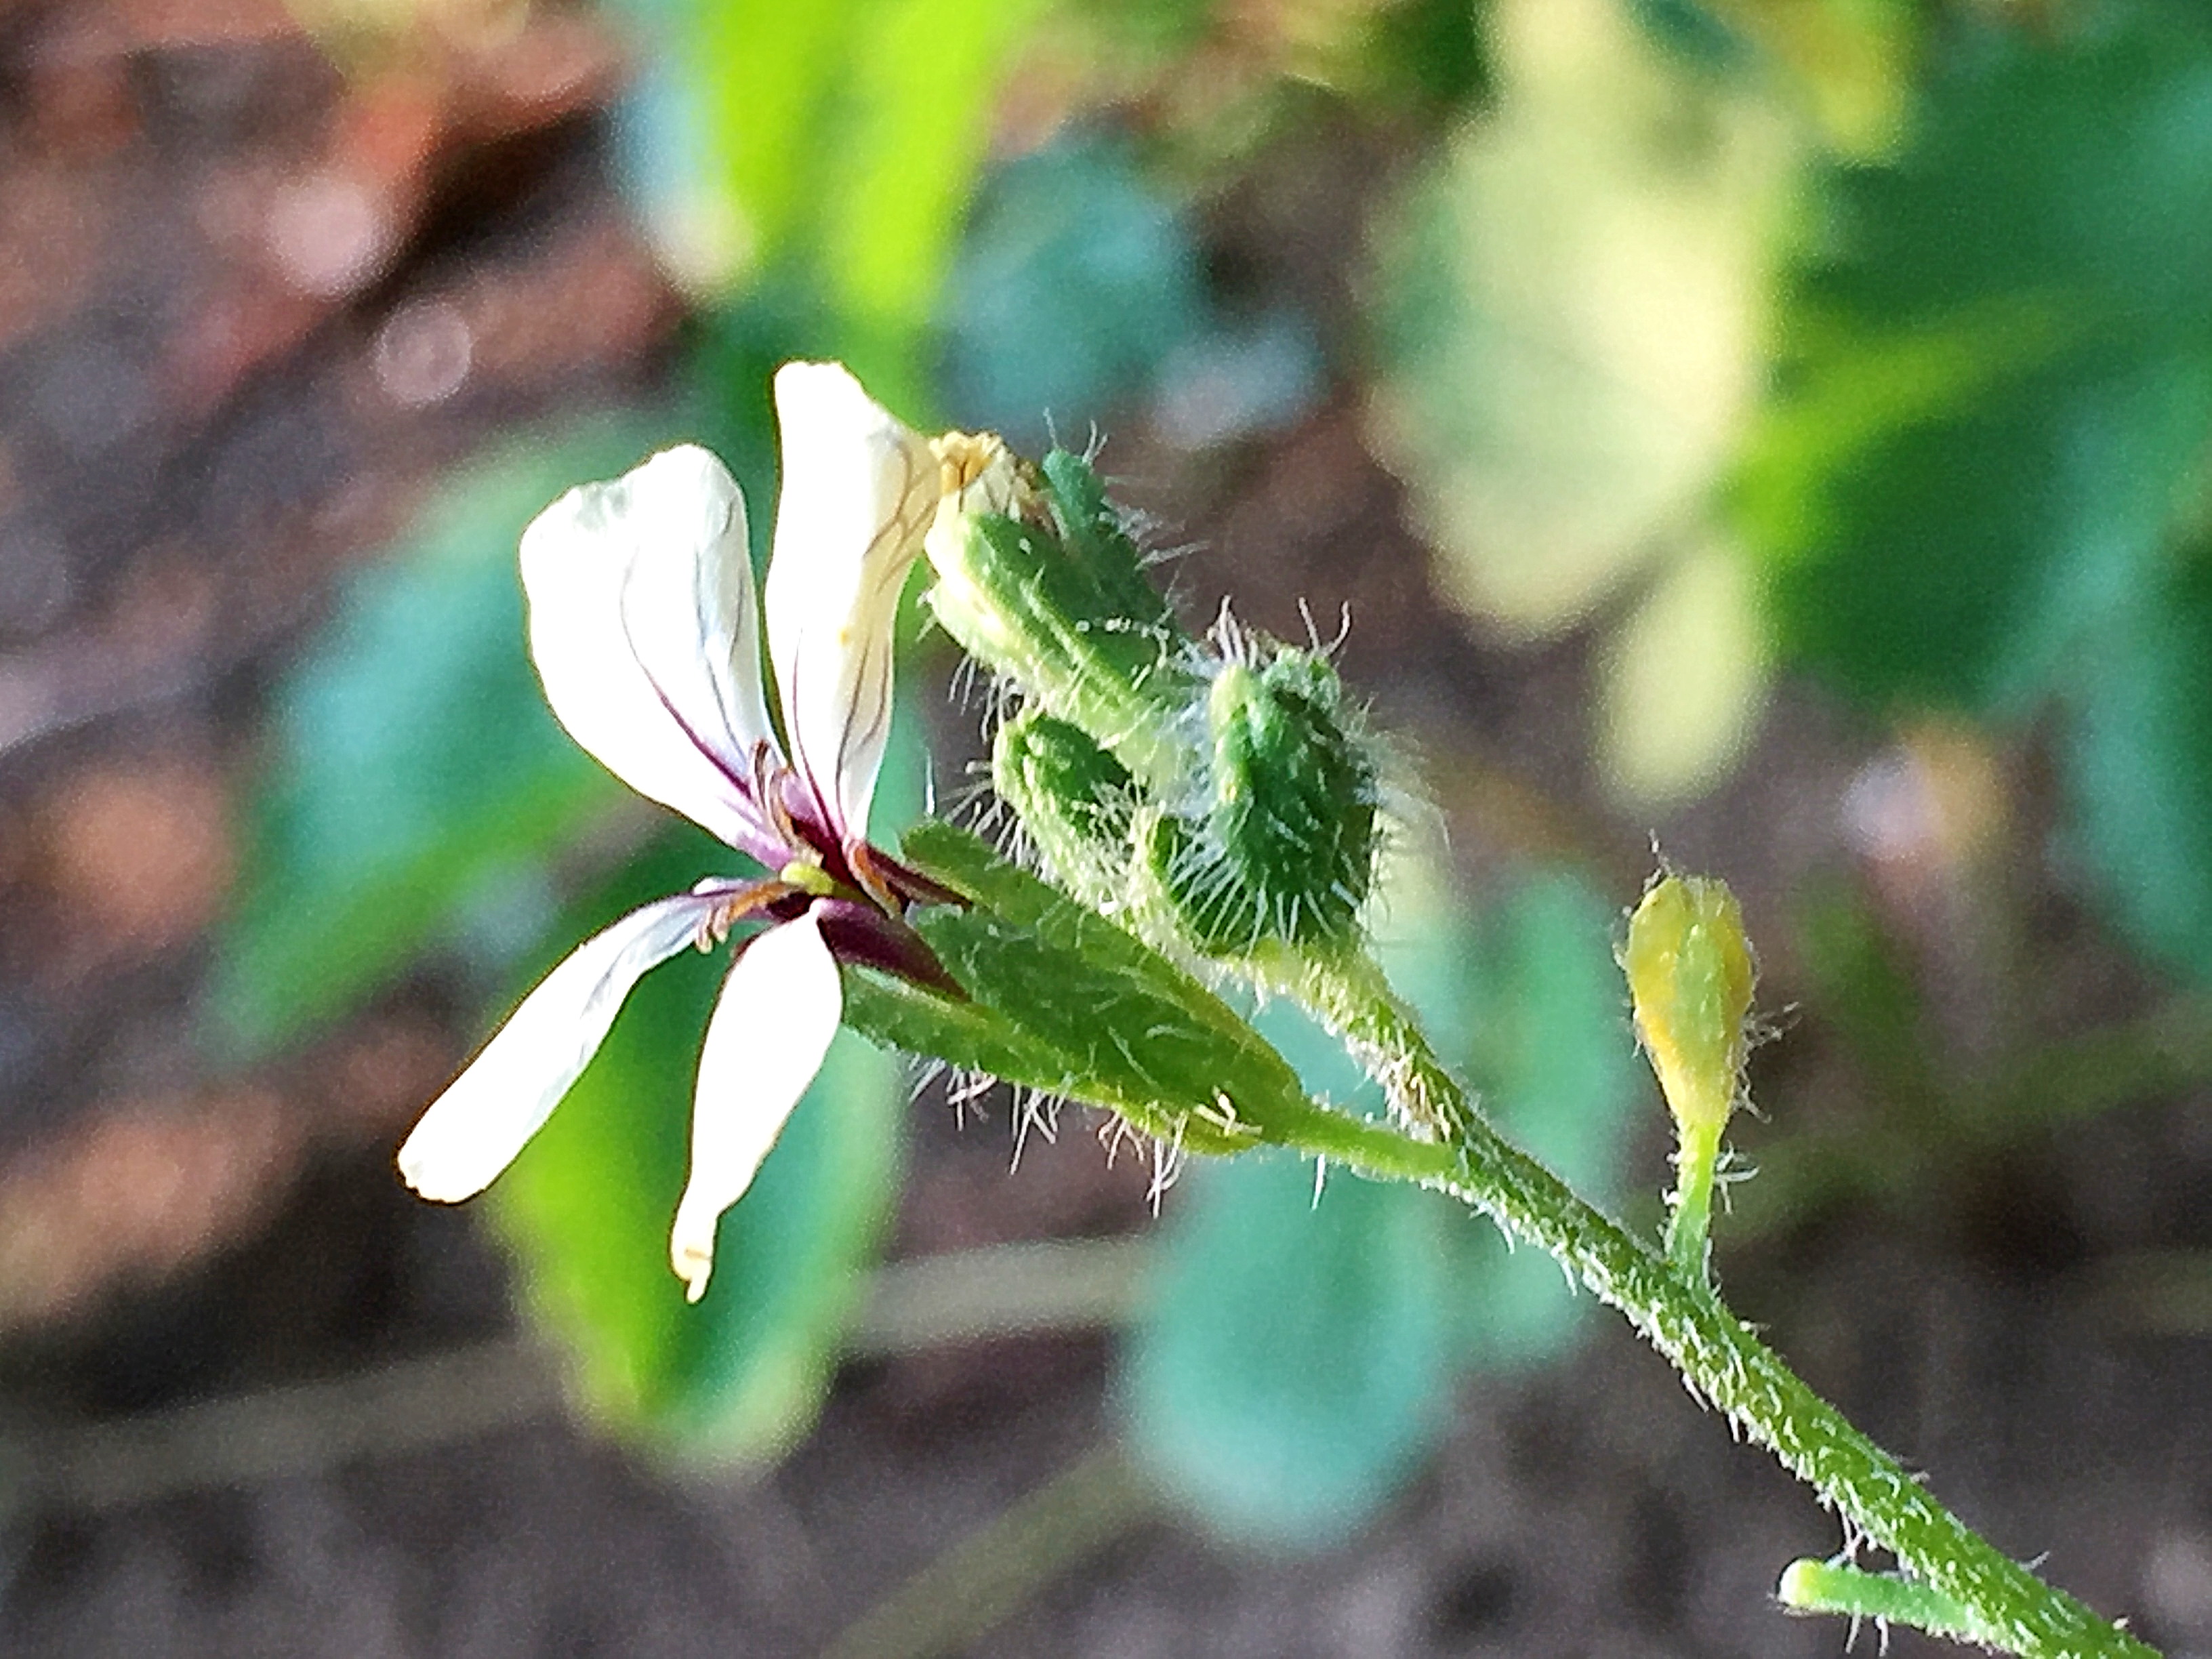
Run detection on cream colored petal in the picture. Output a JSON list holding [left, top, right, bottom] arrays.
[[763, 362, 939, 842], [669, 909, 843, 1303], [398, 895, 710, 1203], [523, 446, 775, 848], [615, 447, 777, 779]]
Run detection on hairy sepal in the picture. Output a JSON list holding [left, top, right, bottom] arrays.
[[839, 823, 1313, 1153]]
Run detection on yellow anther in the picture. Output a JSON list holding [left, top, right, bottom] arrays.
[[933, 430, 1004, 493]]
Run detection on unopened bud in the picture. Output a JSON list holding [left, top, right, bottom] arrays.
[[1038, 449, 1177, 638], [1624, 873, 1754, 1140], [1150, 649, 1380, 953], [994, 708, 1137, 887], [923, 443, 1200, 789]]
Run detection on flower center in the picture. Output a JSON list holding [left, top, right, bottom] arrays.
[[779, 860, 840, 899]]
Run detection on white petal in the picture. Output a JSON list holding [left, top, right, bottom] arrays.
[[764, 362, 939, 842], [522, 446, 777, 848], [669, 909, 843, 1302], [615, 449, 777, 783], [398, 895, 711, 1203]]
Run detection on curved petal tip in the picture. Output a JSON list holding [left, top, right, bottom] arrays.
[[666, 910, 844, 1300]]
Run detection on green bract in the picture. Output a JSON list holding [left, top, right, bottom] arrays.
[[838, 823, 1312, 1155]]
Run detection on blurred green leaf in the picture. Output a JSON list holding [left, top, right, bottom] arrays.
[[1462, 869, 1639, 1200], [1355, 0, 1492, 117], [1368, 0, 1787, 634], [939, 136, 1208, 444], [620, 0, 1048, 405], [212, 421, 665, 1054], [1118, 853, 1638, 1547], [1596, 534, 1768, 804], [1120, 1148, 1454, 1551], [823, 0, 1052, 400], [693, 0, 864, 275], [1740, 7, 2212, 713], [1662, 0, 1919, 155], [2066, 552, 2212, 986], [1367, 0, 1784, 802], [1054, 0, 1212, 62], [1446, 867, 1641, 1363], [490, 828, 905, 1456]]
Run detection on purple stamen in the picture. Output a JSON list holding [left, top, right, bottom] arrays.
[[811, 897, 965, 1000]]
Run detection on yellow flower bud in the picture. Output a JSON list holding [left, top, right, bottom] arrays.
[[1624, 872, 1754, 1141]]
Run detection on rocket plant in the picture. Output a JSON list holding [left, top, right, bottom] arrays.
[[403, 363, 2156, 1659]]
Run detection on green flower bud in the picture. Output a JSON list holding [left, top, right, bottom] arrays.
[[1150, 648, 1380, 953], [1626, 871, 1754, 1281], [924, 438, 1200, 789], [1622, 872, 1754, 1141], [1038, 448, 1178, 638], [993, 708, 1138, 891]]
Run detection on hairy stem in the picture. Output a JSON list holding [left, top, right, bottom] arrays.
[[1779, 1557, 1982, 1640], [1243, 994, 2151, 1659], [1247, 943, 1469, 1139], [1666, 1118, 1723, 1284]]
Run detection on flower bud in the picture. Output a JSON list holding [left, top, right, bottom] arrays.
[[1145, 810, 1262, 952], [993, 708, 1138, 887], [1149, 649, 1380, 952], [1038, 449, 1177, 638], [923, 442, 1200, 788], [1623, 873, 1754, 1141]]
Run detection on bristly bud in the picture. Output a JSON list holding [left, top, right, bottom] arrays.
[[993, 708, 1138, 894], [1625, 870, 1754, 1282], [927, 442, 1383, 958], [923, 444, 1202, 789], [1038, 449, 1179, 639], [1149, 646, 1380, 953], [1623, 872, 1754, 1141]]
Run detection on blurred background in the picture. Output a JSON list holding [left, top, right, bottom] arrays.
[[1, 0, 2211, 1652]]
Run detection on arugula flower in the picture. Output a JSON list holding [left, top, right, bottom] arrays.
[[399, 363, 956, 1301]]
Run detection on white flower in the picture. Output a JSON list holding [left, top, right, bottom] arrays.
[[398, 362, 954, 1303]]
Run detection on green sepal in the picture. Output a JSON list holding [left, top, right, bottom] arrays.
[[1145, 809, 1263, 954], [991, 707, 1137, 888], [1039, 448, 1179, 637], [926, 510, 1201, 788], [1149, 651, 1380, 954], [840, 822, 1315, 1153]]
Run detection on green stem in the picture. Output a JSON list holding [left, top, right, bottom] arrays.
[[822, 1447, 1155, 1659], [1248, 943, 1469, 1139], [1666, 1118, 1723, 1284], [1780, 1558, 1982, 1641], [1242, 994, 2152, 1659]]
